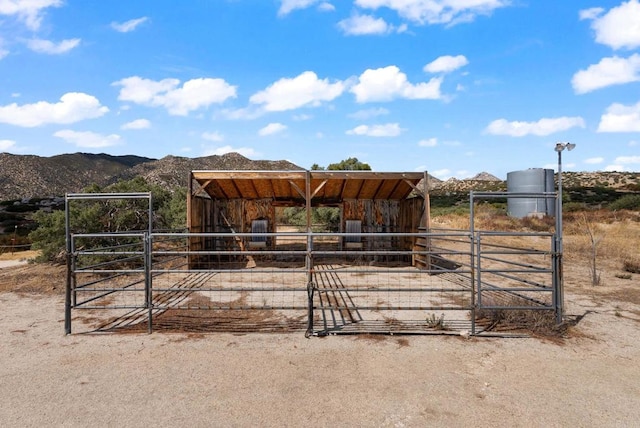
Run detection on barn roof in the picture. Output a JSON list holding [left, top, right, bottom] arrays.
[[190, 170, 426, 204]]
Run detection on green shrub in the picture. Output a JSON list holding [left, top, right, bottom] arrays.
[[29, 177, 186, 263], [609, 194, 640, 211]]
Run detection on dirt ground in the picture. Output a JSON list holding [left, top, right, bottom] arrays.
[[1, 250, 639, 426]]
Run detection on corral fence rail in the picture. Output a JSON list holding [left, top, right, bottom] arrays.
[[65, 192, 561, 336]]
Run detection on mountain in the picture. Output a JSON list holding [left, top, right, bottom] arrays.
[[0, 152, 303, 200], [0, 152, 154, 200], [469, 172, 502, 181], [119, 152, 303, 189], [429, 171, 640, 195], [1, 151, 638, 201]]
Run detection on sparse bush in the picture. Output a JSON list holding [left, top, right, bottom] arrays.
[[29, 177, 186, 263], [563, 202, 586, 212], [476, 299, 565, 336], [623, 259, 640, 274], [609, 194, 640, 211], [520, 215, 555, 232], [425, 313, 446, 330]]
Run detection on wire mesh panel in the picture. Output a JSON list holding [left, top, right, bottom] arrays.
[[66, 225, 557, 335], [307, 231, 476, 336]]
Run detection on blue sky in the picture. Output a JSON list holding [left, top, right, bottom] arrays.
[[1, 0, 639, 179]]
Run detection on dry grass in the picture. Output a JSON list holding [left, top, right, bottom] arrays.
[[0, 262, 65, 294], [0, 249, 40, 261], [564, 211, 640, 272], [434, 209, 640, 281], [476, 301, 566, 337]]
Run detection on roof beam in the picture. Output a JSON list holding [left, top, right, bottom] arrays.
[[288, 180, 307, 201], [404, 179, 425, 198], [311, 180, 328, 199]]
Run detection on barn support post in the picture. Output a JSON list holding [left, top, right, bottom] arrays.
[[423, 171, 431, 271]]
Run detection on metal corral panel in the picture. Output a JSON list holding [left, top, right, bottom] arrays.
[[507, 169, 556, 218]]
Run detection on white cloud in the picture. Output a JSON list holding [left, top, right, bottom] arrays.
[[111, 17, 148, 33], [485, 116, 586, 137], [583, 0, 640, 50], [318, 2, 335, 12], [418, 138, 437, 147], [250, 71, 345, 112], [26, 38, 80, 54], [354, 0, 510, 26], [630, 140, 638, 146], [584, 157, 604, 164], [202, 131, 224, 142], [113, 76, 237, 116], [597, 101, 640, 132], [0, 0, 62, 30], [346, 123, 403, 137], [614, 155, 640, 164], [121, 119, 151, 130], [0, 139, 16, 151], [293, 113, 312, 121], [0, 46, 8, 60], [423, 55, 469, 73], [53, 130, 122, 148], [579, 7, 604, 21], [259, 122, 287, 136], [0, 92, 108, 127], [604, 164, 628, 172], [278, 0, 320, 16], [338, 14, 396, 35], [572, 54, 640, 94], [217, 106, 264, 120], [348, 107, 390, 119], [432, 168, 452, 179], [351, 65, 442, 102], [202, 145, 257, 157]]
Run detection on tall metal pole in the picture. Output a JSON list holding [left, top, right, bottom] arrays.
[[556, 149, 564, 324], [554, 142, 574, 323]]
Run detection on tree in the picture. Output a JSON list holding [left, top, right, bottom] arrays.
[[327, 157, 371, 171], [29, 177, 186, 263], [311, 157, 371, 171]]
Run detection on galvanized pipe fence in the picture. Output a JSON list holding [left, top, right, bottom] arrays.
[[64, 192, 561, 336]]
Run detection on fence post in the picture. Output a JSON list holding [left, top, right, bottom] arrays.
[[470, 232, 476, 336], [145, 232, 153, 334], [305, 232, 314, 338], [552, 237, 561, 324], [65, 250, 72, 335]]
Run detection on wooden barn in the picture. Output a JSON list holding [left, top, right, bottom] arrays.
[[187, 170, 430, 268]]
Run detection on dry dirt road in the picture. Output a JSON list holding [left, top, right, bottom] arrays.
[[1, 284, 639, 427]]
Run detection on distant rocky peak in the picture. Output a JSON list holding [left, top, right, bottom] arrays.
[[469, 172, 502, 181]]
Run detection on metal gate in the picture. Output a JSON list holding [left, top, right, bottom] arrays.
[[65, 193, 560, 336]]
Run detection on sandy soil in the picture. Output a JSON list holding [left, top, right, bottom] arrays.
[[1, 263, 639, 427]]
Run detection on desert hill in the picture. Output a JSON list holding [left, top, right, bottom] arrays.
[[0, 152, 302, 200], [0, 152, 638, 200]]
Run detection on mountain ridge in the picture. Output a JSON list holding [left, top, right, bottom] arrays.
[[0, 152, 638, 200], [0, 152, 302, 200]]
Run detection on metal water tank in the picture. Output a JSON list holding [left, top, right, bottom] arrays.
[[507, 168, 555, 218]]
